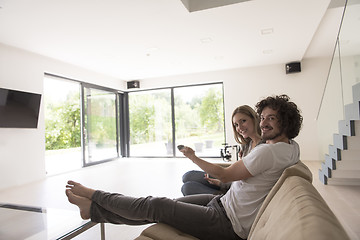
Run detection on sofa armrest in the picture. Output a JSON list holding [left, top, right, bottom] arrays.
[[248, 161, 312, 237], [248, 176, 350, 240]]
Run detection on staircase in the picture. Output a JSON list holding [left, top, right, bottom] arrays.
[[319, 82, 360, 185]]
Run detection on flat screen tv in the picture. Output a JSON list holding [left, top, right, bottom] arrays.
[[0, 87, 42, 128]]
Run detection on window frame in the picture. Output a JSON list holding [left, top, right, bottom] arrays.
[[125, 82, 225, 158], [44, 72, 225, 173]]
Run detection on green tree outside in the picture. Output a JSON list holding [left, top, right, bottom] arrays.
[[45, 84, 224, 152], [199, 87, 224, 133], [129, 92, 172, 144], [45, 92, 81, 150]]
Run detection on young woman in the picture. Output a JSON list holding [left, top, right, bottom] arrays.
[[181, 105, 262, 196]]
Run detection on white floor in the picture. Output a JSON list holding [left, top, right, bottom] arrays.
[[0, 159, 359, 240], [0, 158, 205, 240]]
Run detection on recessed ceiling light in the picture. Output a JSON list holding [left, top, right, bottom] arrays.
[[145, 47, 159, 57], [200, 37, 212, 44], [261, 28, 274, 35], [262, 49, 273, 54], [146, 47, 159, 52]]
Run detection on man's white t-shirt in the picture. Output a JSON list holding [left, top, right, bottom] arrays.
[[220, 140, 300, 239]]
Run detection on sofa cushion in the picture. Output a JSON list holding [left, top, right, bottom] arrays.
[[135, 223, 199, 240], [248, 176, 349, 240]]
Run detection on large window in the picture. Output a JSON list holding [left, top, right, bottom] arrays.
[[129, 89, 172, 156], [45, 76, 225, 174], [44, 75, 122, 175], [174, 84, 224, 157], [128, 83, 225, 157], [44, 77, 82, 175]]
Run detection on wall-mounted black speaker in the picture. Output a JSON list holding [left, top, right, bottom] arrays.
[[127, 80, 140, 89], [285, 62, 301, 74]]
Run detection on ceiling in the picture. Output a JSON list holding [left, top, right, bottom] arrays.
[[0, 0, 344, 81]]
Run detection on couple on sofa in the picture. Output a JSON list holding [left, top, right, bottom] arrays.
[[66, 94, 303, 240]]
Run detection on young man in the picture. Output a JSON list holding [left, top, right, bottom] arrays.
[[66, 94, 303, 240]]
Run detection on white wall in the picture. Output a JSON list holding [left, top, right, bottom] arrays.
[[223, 59, 332, 161], [140, 56, 332, 161], [0, 43, 123, 191]]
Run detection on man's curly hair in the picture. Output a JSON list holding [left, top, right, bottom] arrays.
[[255, 94, 303, 139]]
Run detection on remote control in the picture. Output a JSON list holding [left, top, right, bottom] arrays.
[[177, 145, 185, 150]]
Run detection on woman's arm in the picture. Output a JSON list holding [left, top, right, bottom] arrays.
[[181, 146, 252, 183]]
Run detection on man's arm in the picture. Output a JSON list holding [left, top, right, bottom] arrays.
[[181, 147, 252, 183]]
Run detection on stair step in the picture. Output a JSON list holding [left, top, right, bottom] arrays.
[[353, 82, 360, 102], [321, 162, 331, 177], [318, 169, 328, 184], [327, 178, 360, 186], [333, 134, 347, 150], [338, 120, 355, 136], [345, 102, 360, 120], [355, 120, 360, 135], [336, 160, 360, 170], [340, 149, 360, 161], [329, 145, 341, 160], [328, 147, 360, 161], [325, 154, 336, 170], [347, 135, 360, 149], [331, 170, 360, 178]]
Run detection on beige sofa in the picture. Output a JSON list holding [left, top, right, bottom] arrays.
[[135, 161, 350, 240]]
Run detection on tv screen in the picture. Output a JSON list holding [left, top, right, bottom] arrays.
[[0, 88, 42, 128]]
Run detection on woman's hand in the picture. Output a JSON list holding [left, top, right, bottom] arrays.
[[239, 149, 243, 159], [204, 174, 221, 187], [180, 145, 227, 182]]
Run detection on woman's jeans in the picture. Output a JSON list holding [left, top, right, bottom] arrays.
[[181, 170, 221, 196], [90, 191, 243, 240]]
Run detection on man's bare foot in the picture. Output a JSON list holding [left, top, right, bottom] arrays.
[[66, 189, 91, 220], [66, 180, 96, 200]]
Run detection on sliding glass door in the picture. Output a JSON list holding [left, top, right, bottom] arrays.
[[45, 75, 124, 174], [83, 86, 119, 165]]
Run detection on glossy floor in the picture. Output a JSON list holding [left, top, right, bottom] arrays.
[[0, 159, 359, 239]]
